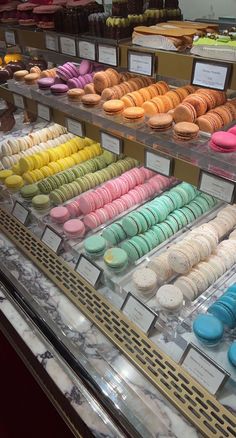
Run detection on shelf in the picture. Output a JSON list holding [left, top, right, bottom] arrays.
[[1, 81, 236, 203], [1, 24, 236, 89]]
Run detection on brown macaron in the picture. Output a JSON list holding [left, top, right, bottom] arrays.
[[173, 122, 199, 141], [173, 102, 197, 123], [123, 106, 145, 122], [103, 99, 124, 116], [84, 83, 96, 94], [24, 72, 40, 84], [184, 93, 208, 116], [67, 88, 85, 101], [148, 113, 173, 131], [93, 71, 110, 93], [81, 94, 101, 106]]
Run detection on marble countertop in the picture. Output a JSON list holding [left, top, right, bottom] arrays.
[[0, 230, 202, 438]]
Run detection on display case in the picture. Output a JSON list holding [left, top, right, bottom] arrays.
[[1, 21, 236, 438]]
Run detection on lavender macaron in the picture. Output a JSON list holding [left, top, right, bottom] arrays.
[[38, 77, 55, 89], [50, 84, 69, 94]]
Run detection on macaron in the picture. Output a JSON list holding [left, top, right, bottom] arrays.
[[228, 342, 236, 367], [50, 206, 70, 224], [0, 169, 13, 181], [103, 247, 128, 273], [38, 77, 55, 89], [173, 122, 199, 142], [50, 84, 69, 95], [103, 99, 124, 116], [156, 285, 184, 312], [32, 194, 50, 211], [20, 183, 39, 199], [84, 235, 107, 259], [123, 107, 145, 122], [5, 175, 24, 191], [63, 218, 85, 239], [67, 88, 85, 101], [209, 131, 236, 153], [81, 94, 101, 106], [193, 314, 224, 346], [148, 113, 173, 131], [132, 268, 158, 295]]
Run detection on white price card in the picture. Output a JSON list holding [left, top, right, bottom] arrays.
[[101, 132, 122, 155], [75, 255, 102, 288], [98, 44, 118, 66], [13, 94, 24, 109], [5, 30, 15, 46], [38, 104, 50, 121], [12, 201, 30, 225], [60, 36, 76, 57], [41, 226, 63, 254], [180, 344, 229, 395], [128, 50, 154, 76], [78, 40, 96, 61], [121, 293, 158, 335], [199, 171, 235, 204], [145, 150, 172, 177], [45, 33, 59, 52], [191, 60, 231, 91], [67, 118, 84, 137]]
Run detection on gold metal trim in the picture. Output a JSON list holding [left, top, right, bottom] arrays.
[[0, 207, 236, 437]]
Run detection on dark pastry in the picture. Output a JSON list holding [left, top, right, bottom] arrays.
[[27, 58, 47, 71], [6, 61, 26, 74]]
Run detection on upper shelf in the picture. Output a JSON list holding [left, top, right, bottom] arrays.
[[1, 80, 236, 204], [1, 25, 236, 89]]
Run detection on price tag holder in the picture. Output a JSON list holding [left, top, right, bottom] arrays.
[[66, 118, 85, 137], [45, 33, 59, 52], [38, 103, 51, 121], [60, 36, 76, 57], [145, 150, 173, 177], [101, 131, 122, 155], [128, 50, 155, 76], [180, 343, 230, 396], [5, 30, 16, 46], [13, 94, 24, 109], [191, 59, 232, 91], [41, 226, 63, 254], [98, 44, 118, 67], [12, 201, 30, 225], [78, 40, 96, 61], [121, 293, 158, 336], [75, 254, 103, 289], [199, 171, 235, 204]]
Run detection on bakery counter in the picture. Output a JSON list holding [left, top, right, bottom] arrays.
[[2, 80, 236, 194], [0, 229, 202, 438]]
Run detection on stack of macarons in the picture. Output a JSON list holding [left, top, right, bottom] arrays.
[[49, 156, 138, 205], [208, 283, 236, 329], [209, 125, 236, 153], [93, 68, 121, 94], [142, 85, 195, 117], [33, 3, 64, 30], [82, 172, 167, 230], [174, 88, 227, 125], [121, 81, 170, 110], [132, 267, 158, 296], [39, 149, 113, 195], [173, 122, 199, 142]]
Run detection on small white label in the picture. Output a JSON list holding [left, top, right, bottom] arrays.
[[5, 30, 15, 46], [98, 44, 117, 66], [38, 104, 50, 121], [78, 40, 96, 61], [200, 172, 235, 203], [145, 151, 171, 177], [128, 51, 153, 76], [67, 118, 84, 137], [45, 33, 59, 52], [41, 227, 63, 254], [192, 61, 229, 91], [101, 132, 121, 155], [121, 293, 157, 335], [12, 202, 29, 225], [60, 37, 76, 56], [180, 344, 229, 395], [75, 255, 102, 288], [13, 94, 24, 109]]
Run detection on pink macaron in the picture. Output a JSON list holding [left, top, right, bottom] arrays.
[[63, 219, 85, 238], [79, 192, 96, 215], [139, 167, 156, 180], [96, 187, 113, 204], [50, 206, 70, 224], [130, 168, 145, 185], [210, 131, 236, 153], [228, 126, 236, 136], [66, 201, 81, 217], [78, 60, 93, 76], [83, 212, 101, 229]]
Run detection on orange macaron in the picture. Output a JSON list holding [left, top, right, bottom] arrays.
[[123, 106, 145, 122], [103, 99, 124, 116]]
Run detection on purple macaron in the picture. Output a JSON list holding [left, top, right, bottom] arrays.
[[78, 60, 92, 75], [50, 84, 69, 95], [56, 62, 79, 81], [38, 77, 55, 89]]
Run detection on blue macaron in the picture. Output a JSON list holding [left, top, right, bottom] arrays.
[[193, 314, 224, 346], [228, 342, 236, 367]]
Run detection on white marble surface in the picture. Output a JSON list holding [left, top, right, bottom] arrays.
[[0, 231, 203, 437]]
